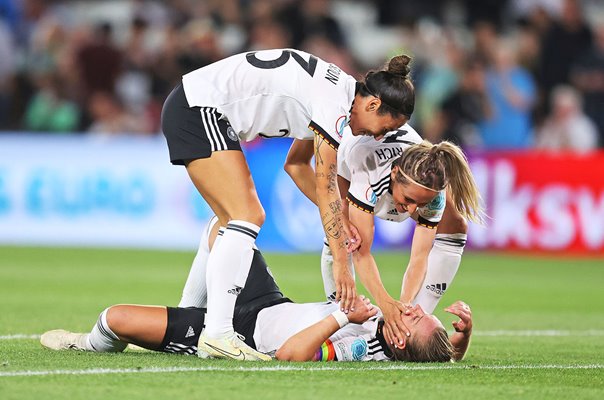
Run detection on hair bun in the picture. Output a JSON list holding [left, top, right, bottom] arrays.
[[386, 55, 411, 78]]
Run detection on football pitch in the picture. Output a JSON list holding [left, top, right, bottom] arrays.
[[0, 246, 603, 399]]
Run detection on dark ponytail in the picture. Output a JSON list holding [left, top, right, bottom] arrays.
[[359, 54, 415, 118]]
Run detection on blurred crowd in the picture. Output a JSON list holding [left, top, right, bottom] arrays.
[[0, 0, 603, 152]]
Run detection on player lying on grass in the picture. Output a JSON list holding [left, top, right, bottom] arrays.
[[40, 248, 472, 362], [41, 223, 472, 362]]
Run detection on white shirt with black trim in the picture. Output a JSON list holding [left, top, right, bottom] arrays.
[[338, 126, 446, 228], [182, 48, 357, 149], [253, 302, 391, 361]]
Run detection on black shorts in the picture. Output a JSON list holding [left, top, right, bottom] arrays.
[[158, 250, 291, 355], [159, 307, 205, 355], [160, 83, 242, 165]]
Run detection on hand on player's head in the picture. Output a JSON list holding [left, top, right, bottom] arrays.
[[345, 295, 377, 324]]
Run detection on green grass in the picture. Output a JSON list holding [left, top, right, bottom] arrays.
[[0, 247, 603, 399]]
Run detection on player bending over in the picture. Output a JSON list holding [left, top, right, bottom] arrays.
[[312, 136, 483, 349], [40, 247, 472, 362]]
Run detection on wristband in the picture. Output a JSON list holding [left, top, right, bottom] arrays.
[[331, 310, 349, 328]]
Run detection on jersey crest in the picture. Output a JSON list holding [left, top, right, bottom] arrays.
[[365, 188, 377, 205], [335, 115, 348, 138]]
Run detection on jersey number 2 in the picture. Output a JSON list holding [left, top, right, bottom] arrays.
[[246, 50, 318, 77]]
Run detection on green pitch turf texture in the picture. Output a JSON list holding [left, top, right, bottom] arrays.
[[0, 247, 602, 400]]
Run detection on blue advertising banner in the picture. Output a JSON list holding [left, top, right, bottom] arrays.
[[0, 134, 415, 251]]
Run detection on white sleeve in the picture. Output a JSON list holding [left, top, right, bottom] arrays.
[[345, 144, 376, 214], [336, 127, 353, 181], [309, 102, 348, 151]]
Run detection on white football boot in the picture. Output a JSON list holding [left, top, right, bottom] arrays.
[[197, 331, 271, 361], [40, 329, 88, 351]]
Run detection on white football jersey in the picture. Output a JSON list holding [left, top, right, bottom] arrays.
[[253, 302, 392, 361], [182, 49, 357, 148], [338, 126, 446, 228]]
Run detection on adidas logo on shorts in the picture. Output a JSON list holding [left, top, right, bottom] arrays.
[[185, 326, 195, 338]]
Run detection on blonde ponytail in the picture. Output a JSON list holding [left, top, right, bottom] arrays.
[[432, 141, 484, 224]]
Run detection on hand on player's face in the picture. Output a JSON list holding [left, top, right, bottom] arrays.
[[345, 295, 378, 324], [381, 300, 411, 348]]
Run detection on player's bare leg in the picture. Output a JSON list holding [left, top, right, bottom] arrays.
[[186, 151, 270, 361], [41, 305, 167, 352]]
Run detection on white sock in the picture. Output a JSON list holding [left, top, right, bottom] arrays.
[[178, 220, 223, 308], [321, 239, 354, 302], [86, 308, 128, 352], [412, 233, 466, 314], [203, 220, 259, 338]]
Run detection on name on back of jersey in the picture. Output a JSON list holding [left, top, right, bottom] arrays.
[[375, 146, 404, 164], [325, 63, 342, 85]]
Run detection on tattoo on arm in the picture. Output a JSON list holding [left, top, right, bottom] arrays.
[[314, 136, 325, 166], [323, 200, 347, 249], [315, 135, 346, 249], [329, 200, 342, 214], [327, 164, 337, 194]]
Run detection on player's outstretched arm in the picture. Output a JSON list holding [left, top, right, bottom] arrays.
[[445, 301, 473, 361], [400, 223, 436, 304], [349, 205, 411, 348], [284, 139, 318, 205], [313, 134, 359, 313], [275, 296, 376, 361]]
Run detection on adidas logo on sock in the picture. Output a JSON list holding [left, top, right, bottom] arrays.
[[185, 326, 195, 338], [426, 283, 447, 295]]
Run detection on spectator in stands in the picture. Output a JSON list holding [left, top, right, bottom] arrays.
[[417, 37, 464, 139], [0, 19, 15, 129], [571, 23, 604, 147], [75, 22, 123, 98], [116, 17, 154, 116], [537, 0, 592, 102], [472, 21, 498, 67], [2, 0, 604, 143], [479, 39, 536, 149], [23, 72, 80, 133], [247, 17, 292, 51], [432, 58, 490, 147], [536, 85, 598, 152], [87, 91, 150, 135], [280, 0, 346, 49]]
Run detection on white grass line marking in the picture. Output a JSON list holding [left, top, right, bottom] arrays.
[[0, 334, 40, 340], [4, 330, 604, 340], [475, 330, 604, 337], [1, 364, 602, 378]]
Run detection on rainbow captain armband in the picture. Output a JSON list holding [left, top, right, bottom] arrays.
[[314, 339, 337, 361]]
